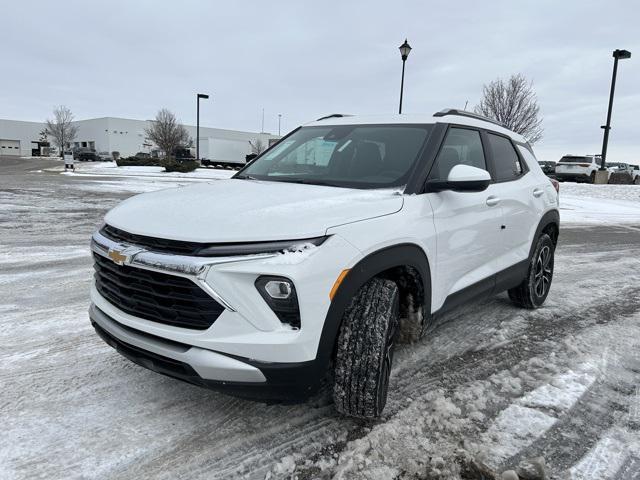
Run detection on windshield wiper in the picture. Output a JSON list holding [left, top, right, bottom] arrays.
[[234, 174, 259, 180], [271, 178, 339, 187]]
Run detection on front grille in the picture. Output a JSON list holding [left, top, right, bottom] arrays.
[[93, 253, 224, 329], [101, 224, 205, 256]]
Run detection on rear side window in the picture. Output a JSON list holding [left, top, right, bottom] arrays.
[[487, 133, 525, 182], [518, 146, 539, 170], [430, 128, 486, 180]]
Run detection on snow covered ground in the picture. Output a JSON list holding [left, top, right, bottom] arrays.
[[559, 182, 640, 225], [2, 158, 640, 479], [46, 159, 236, 181]]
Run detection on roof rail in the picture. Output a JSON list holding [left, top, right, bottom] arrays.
[[433, 108, 504, 127], [316, 113, 353, 121]]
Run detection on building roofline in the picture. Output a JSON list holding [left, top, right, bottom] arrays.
[[0, 116, 276, 136]]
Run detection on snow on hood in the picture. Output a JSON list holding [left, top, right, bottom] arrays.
[[104, 179, 404, 243]]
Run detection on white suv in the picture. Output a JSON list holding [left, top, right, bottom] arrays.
[[555, 154, 604, 183], [89, 109, 560, 418]]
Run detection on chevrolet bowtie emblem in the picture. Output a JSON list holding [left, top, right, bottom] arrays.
[[107, 248, 129, 265]]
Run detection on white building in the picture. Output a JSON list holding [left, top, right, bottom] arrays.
[[0, 117, 279, 161]]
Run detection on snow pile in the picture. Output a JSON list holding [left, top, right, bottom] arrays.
[[46, 161, 236, 181], [328, 389, 472, 479]]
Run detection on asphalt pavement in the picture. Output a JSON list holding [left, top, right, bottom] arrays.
[[1, 157, 640, 480]]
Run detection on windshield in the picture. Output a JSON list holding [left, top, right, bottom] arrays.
[[236, 124, 432, 189]]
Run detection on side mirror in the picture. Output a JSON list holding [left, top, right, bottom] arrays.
[[425, 164, 491, 193]]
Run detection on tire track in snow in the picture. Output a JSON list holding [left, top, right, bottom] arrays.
[[568, 432, 631, 479], [478, 367, 596, 468], [290, 276, 640, 478]]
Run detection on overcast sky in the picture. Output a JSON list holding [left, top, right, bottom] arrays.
[[1, 0, 638, 162]]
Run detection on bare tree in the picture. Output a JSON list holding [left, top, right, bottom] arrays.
[[475, 74, 543, 144], [249, 138, 266, 155], [144, 109, 190, 159], [45, 106, 79, 156]]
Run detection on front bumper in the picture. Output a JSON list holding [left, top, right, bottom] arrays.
[[90, 304, 324, 400]]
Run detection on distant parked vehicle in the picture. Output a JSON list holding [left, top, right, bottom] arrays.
[[200, 138, 255, 170], [607, 162, 632, 174], [74, 147, 99, 162], [608, 162, 636, 184], [631, 165, 640, 185], [555, 155, 606, 183], [538, 161, 556, 176], [97, 151, 112, 161], [172, 147, 194, 161], [134, 152, 152, 159]]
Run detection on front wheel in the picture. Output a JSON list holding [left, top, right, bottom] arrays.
[[508, 234, 555, 309], [590, 171, 596, 183], [333, 277, 399, 419]]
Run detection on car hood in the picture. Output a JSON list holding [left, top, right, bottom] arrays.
[[104, 179, 404, 243]]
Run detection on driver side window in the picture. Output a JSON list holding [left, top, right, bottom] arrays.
[[430, 128, 486, 180]]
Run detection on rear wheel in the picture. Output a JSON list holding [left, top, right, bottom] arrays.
[[590, 171, 596, 183], [508, 234, 554, 309], [333, 277, 399, 419], [634, 177, 640, 185]]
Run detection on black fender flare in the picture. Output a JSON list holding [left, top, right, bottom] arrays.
[[314, 243, 432, 374], [529, 209, 560, 259]]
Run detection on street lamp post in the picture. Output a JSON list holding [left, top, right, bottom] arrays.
[[278, 114, 282, 136], [599, 49, 631, 172], [398, 39, 412, 114], [196, 93, 209, 161]]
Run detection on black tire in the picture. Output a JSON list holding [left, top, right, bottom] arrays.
[[333, 277, 399, 419], [590, 171, 596, 184], [508, 234, 555, 309]]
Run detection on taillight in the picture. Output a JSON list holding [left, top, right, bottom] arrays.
[[550, 178, 560, 193]]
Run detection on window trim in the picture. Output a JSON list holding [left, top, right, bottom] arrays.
[[483, 130, 529, 183]]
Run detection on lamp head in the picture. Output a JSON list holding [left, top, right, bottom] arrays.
[[399, 39, 412, 61], [613, 49, 631, 60]]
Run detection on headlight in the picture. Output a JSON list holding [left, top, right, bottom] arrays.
[[255, 275, 300, 329], [196, 236, 327, 257]]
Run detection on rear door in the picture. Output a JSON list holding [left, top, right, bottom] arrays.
[[484, 132, 543, 273], [426, 126, 503, 306]]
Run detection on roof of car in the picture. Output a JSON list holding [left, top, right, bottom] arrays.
[[305, 113, 527, 144]]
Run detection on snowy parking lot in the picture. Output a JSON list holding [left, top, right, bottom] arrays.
[[2, 157, 640, 479]]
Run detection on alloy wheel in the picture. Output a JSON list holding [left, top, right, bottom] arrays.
[[534, 245, 552, 297]]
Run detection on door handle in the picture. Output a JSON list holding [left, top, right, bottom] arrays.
[[486, 196, 500, 207], [533, 188, 544, 198]]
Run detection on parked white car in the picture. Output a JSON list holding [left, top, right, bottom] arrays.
[[555, 154, 606, 183], [89, 109, 560, 418], [608, 162, 639, 183]]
